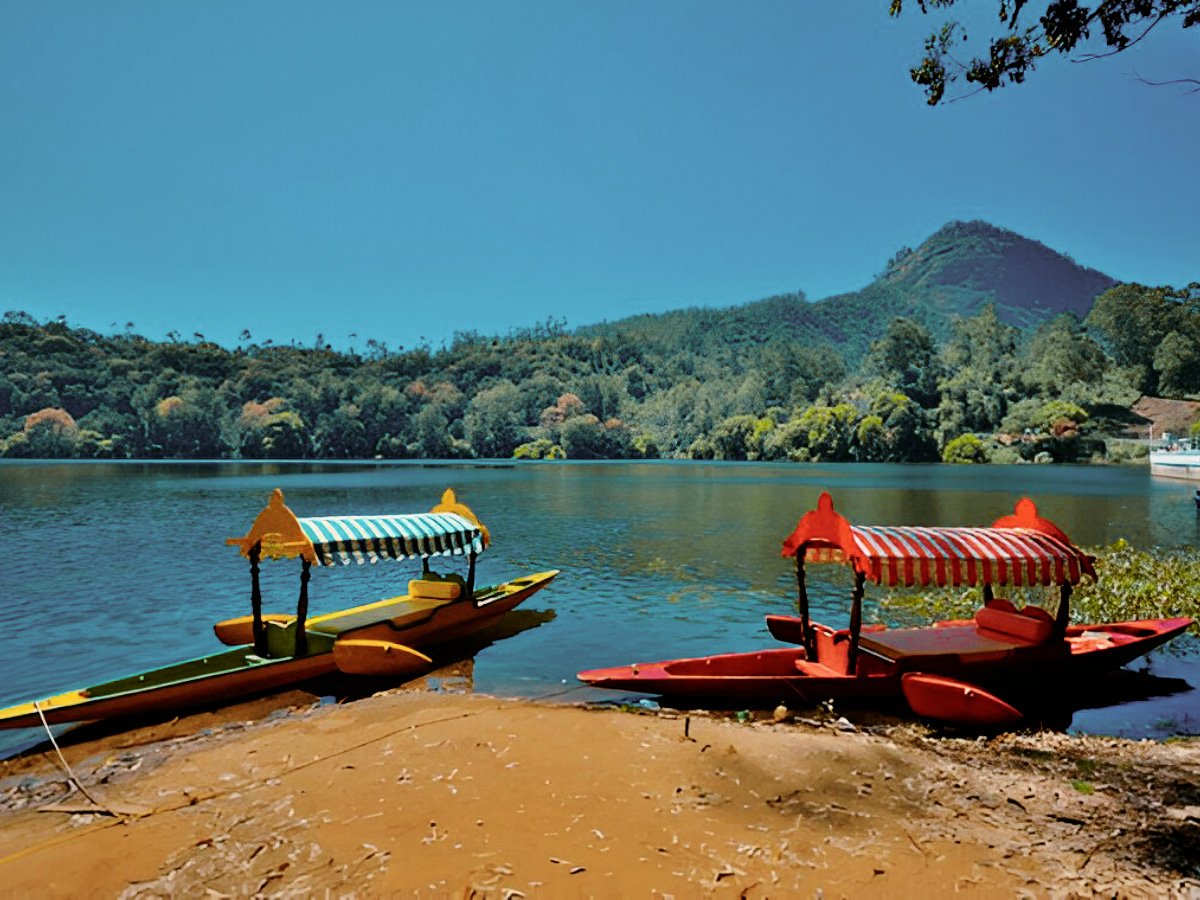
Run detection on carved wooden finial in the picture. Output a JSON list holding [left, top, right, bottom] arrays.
[[226, 488, 315, 562], [431, 487, 490, 549], [992, 497, 1076, 548], [781, 490, 865, 576], [1012, 496, 1038, 523]]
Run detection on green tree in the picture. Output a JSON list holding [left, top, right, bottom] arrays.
[[513, 437, 565, 459], [1153, 331, 1200, 397], [891, 1, 1200, 105], [76, 407, 136, 458], [709, 414, 774, 460], [864, 318, 942, 408], [313, 405, 372, 458], [942, 433, 990, 464], [575, 373, 631, 422], [855, 414, 889, 462], [2, 407, 79, 458], [231, 399, 309, 458], [516, 372, 567, 425], [943, 304, 1018, 377], [560, 415, 608, 459], [146, 387, 227, 457], [757, 341, 846, 407], [937, 305, 1019, 440], [792, 403, 860, 461], [354, 383, 413, 455], [761, 418, 809, 461], [1085, 284, 1179, 392], [870, 390, 937, 461], [1021, 314, 1108, 397], [408, 403, 459, 458], [1002, 398, 1089, 434], [631, 432, 660, 458], [464, 381, 525, 458]]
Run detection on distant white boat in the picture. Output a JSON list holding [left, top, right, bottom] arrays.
[[1149, 443, 1200, 480]]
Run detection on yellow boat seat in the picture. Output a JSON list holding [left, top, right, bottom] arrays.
[[408, 577, 462, 600]]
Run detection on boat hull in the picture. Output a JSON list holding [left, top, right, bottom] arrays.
[[0, 649, 338, 730], [578, 647, 899, 704], [901, 673, 1024, 727], [332, 639, 433, 677], [0, 570, 559, 731], [579, 616, 1193, 707], [1149, 450, 1200, 480]]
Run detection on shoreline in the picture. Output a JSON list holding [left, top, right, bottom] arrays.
[[0, 454, 1153, 467], [1, 679, 1197, 896]]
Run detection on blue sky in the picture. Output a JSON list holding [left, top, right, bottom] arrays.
[[1, 2, 1196, 350]]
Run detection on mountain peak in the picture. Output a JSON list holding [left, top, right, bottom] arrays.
[[877, 220, 1116, 327], [579, 219, 1118, 362]]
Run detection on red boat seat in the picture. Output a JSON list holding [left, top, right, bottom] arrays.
[[974, 604, 1054, 644], [793, 659, 841, 677]]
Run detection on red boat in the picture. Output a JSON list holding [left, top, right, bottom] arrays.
[[577, 493, 1193, 725]]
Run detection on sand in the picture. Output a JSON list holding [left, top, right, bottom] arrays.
[[1, 677, 1197, 898]]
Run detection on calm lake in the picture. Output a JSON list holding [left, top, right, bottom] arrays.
[[1, 460, 1197, 756]]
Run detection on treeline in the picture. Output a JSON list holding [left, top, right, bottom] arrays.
[[1, 281, 1197, 464]]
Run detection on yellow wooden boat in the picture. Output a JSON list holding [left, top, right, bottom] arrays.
[[0, 488, 558, 730]]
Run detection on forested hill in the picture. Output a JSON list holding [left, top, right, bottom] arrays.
[[2, 221, 1196, 465], [581, 220, 1117, 361], [876, 220, 1117, 328]]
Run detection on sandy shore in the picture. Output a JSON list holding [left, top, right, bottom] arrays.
[[1, 676, 1197, 898]]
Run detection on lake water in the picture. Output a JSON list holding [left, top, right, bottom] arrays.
[[1, 460, 1196, 756]]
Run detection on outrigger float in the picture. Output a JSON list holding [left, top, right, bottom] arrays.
[[578, 493, 1192, 726], [0, 489, 558, 730]]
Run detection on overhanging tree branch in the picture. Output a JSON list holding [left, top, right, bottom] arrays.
[[1132, 72, 1200, 92], [891, 1, 1200, 104]]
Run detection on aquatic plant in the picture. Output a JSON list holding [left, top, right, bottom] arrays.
[[1074, 541, 1200, 636]]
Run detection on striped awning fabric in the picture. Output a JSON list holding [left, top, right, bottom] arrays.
[[297, 512, 485, 567], [805, 525, 1094, 587]]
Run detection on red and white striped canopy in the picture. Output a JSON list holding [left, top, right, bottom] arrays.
[[782, 493, 1095, 587]]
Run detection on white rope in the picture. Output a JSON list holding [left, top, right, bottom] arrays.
[[32, 701, 116, 816]]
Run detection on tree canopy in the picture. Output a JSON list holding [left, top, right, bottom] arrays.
[[891, 1, 1200, 104], [3, 279, 1194, 465]]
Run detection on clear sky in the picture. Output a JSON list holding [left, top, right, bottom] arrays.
[[1, 2, 1196, 351]]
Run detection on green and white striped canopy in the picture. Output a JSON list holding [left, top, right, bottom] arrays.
[[298, 512, 485, 567]]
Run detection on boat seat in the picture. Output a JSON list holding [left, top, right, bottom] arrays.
[[309, 595, 448, 637], [264, 620, 335, 657], [974, 604, 1054, 644], [409, 576, 462, 600], [793, 659, 841, 677]]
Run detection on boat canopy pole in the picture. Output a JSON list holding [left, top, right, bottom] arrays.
[[794, 556, 814, 660], [466, 550, 477, 600], [1056, 583, 1072, 635], [982, 584, 994, 606], [249, 542, 267, 657], [294, 559, 311, 657], [847, 570, 865, 675]]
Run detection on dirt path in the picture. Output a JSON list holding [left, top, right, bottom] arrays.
[[1, 689, 1197, 897]]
